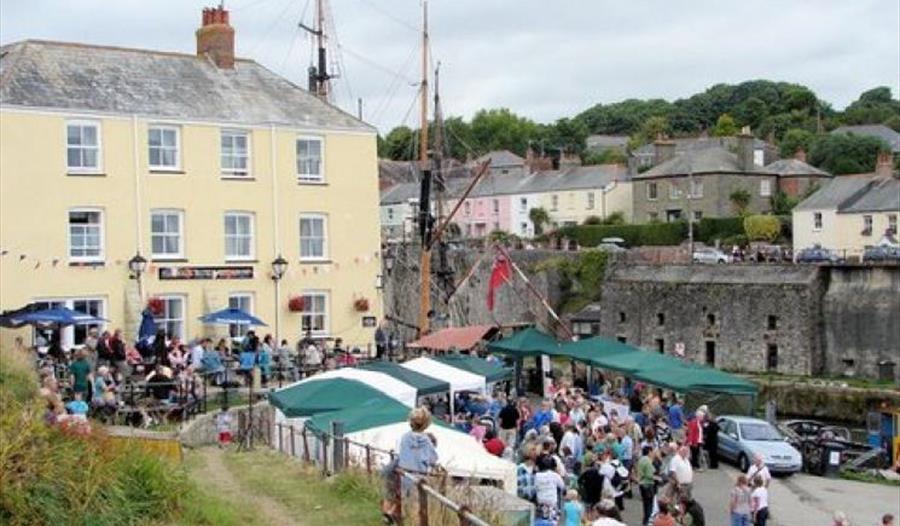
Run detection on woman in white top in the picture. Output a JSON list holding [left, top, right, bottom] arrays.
[[534, 455, 565, 509], [750, 475, 769, 526]]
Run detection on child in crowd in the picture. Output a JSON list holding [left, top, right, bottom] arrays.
[[562, 489, 584, 526], [216, 407, 233, 448], [65, 391, 89, 421]]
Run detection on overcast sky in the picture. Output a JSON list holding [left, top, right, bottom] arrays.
[[2, 0, 898, 133]]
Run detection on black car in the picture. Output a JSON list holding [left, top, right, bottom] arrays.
[[862, 245, 900, 263]]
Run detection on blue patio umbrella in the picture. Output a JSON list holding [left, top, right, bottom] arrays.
[[199, 307, 268, 327], [0, 303, 40, 328], [12, 306, 107, 327], [138, 309, 158, 344]]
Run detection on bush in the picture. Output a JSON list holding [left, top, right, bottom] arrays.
[[0, 347, 197, 526], [744, 215, 781, 242], [583, 215, 603, 225], [694, 217, 745, 243], [559, 222, 686, 247], [721, 234, 749, 247]]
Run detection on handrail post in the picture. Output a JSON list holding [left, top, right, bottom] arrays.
[[365, 444, 372, 474], [302, 426, 310, 461], [394, 468, 403, 525], [458, 505, 472, 526], [290, 425, 296, 457], [332, 421, 345, 473], [418, 478, 429, 526]]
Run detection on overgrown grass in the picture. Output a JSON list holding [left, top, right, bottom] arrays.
[[0, 346, 248, 526], [840, 469, 900, 487], [221, 449, 384, 526]]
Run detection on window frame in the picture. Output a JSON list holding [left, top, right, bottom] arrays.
[[32, 297, 106, 349], [224, 211, 255, 261], [492, 199, 500, 214], [299, 213, 329, 262], [813, 212, 823, 231], [888, 214, 898, 234], [669, 182, 682, 200], [519, 197, 528, 212], [690, 179, 703, 198], [551, 195, 559, 211], [154, 294, 187, 341], [464, 201, 472, 216], [586, 191, 595, 210], [148, 124, 181, 171], [228, 292, 255, 339], [65, 119, 102, 173], [296, 136, 325, 183], [760, 179, 772, 197], [299, 290, 330, 336], [862, 214, 873, 236], [67, 207, 105, 263], [220, 129, 251, 178], [647, 182, 658, 201], [150, 209, 185, 260]]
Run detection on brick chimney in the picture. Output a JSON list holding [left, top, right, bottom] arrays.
[[875, 151, 894, 177], [794, 148, 807, 163], [737, 127, 755, 172], [196, 6, 235, 69], [653, 139, 676, 166]]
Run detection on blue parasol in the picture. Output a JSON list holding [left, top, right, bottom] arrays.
[[199, 307, 268, 326], [12, 306, 107, 327]]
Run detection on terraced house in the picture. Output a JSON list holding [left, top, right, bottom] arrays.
[[0, 6, 383, 350]]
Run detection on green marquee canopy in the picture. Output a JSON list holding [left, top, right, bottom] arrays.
[[306, 397, 413, 435], [486, 327, 564, 357], [433, 355, 513, 383], [487, 329, 757, 397], [269, 378, 392, 418], [358, 361, 451, 397]]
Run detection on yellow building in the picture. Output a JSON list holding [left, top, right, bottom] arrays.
[[531, 165, 633, 229], [793, 157, 899, 260], [0, 9, 382, 351]]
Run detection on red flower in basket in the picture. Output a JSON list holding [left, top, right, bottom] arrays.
[[147, 297, 164, 316], [353, 298, 370, 312], [288, 296, 306, 312]]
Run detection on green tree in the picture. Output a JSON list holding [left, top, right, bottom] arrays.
[[529, 207, 550, 235], [469, 108, 539, 156], [602, 211, 626, 226], [808, 133, 890, 174], [629, 115, 672, 148], [841, 86, 900, 125], [712, 113, 739, 137], [784, 87, 818, 112], [440, 116, 473, 160], [733, 97, 769, 130], [744, 214, 781, 242], [583, 215, 603, 225], [582, 149, 627, 165], [379, 126, 415, 160], [778, 128, 815, 158], [770, 190, 801, 215], [729, 189, 751, 215], [884, 115, 900, 132]]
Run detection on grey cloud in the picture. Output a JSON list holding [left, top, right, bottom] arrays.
[[1, 0, 897, 133]]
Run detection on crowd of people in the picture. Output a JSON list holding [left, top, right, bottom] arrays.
[[22, 325, 374, 430]]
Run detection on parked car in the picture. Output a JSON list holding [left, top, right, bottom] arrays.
[[693, 247, 732, 264], [596, 242, 626, 253], [795, 245, 843, 264], [778, 419, 889, 475], [862, 244, 900, 263], [717, 416, 803, 475]]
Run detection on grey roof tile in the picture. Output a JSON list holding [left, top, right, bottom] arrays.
[[764, 158, 831, 177], [476, 150, 525, 167], [0, 40, 372, 132], [794, 174, 898, 213], [831, 124, 900, 152], [636, 146, 771, 178]]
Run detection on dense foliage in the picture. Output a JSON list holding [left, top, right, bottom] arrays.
[[744, 215, 782, 242], [558, 222, 687, 247], [378, 82, 900, 174]]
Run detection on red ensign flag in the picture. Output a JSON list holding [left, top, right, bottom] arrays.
[[486, 254, 512, 310]]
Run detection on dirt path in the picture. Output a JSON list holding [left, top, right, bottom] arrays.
[[190, 447, 301, 526]]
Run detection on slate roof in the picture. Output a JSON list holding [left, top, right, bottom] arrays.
[[0, 40, 372, 132], [570, 303, 603, 322], [794, 174, 899, 214], [636, 146, 772, 178], [476, 150, 525, 168], [632, 136, 770, 157], [831, 124, 900, 152], [764, 158, 831, 177], [840, 177, 900, 213], [380, 183, 421, 205]]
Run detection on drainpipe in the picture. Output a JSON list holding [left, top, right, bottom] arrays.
[[270, 124, 282, 343]]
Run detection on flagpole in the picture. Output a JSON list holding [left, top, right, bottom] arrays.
[[494, 244, 575, 340]]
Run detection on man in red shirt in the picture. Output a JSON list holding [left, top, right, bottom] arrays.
[[483, 429, 506, 457]]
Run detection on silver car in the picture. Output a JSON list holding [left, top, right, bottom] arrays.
[[693, 247, 732, 264], [718, 415, 803, 475]]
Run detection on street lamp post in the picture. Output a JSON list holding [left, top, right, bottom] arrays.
[[128, 252, 148, 301], [271, 255, 288, 345]]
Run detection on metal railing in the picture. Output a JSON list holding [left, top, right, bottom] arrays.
[[272, 421, 491, 526]]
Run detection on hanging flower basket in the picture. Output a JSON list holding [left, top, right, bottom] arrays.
[[353, 298, 370, 312], [288, 296, 306, 312], [147, 297, 164, 316]]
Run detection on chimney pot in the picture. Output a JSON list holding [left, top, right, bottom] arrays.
[[196, 5, 235, 69], [875, 151, 894, 177], [653, 140, 676, 166], [737, 131, 755, 172]]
